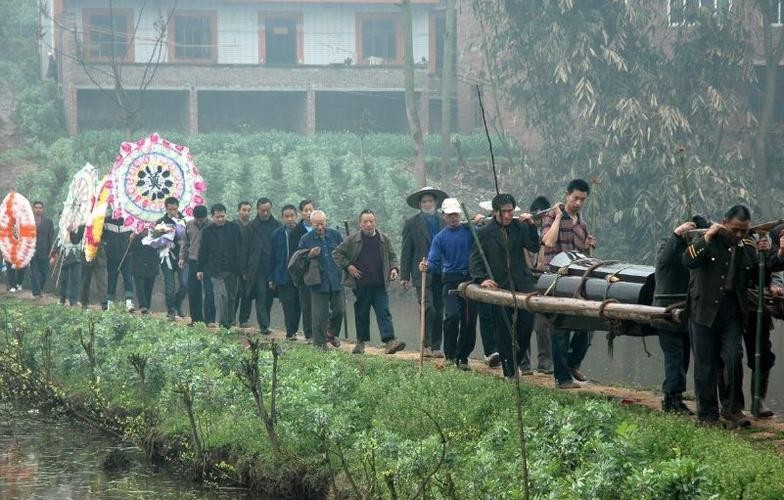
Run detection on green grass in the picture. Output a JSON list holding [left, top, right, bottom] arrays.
[[2, 299, 784, 498]]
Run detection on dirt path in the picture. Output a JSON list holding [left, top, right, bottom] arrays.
[[4, 288, 784, 451]]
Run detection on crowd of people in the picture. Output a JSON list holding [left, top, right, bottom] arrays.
[[4, 178, 782, 428]]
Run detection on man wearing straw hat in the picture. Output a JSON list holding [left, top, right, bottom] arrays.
[[401, 186, 448, 358]]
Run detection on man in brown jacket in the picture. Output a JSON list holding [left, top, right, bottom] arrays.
[[333, 209, 405, 355]]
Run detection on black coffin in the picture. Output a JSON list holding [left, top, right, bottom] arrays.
[[535, 252, 657, 335]]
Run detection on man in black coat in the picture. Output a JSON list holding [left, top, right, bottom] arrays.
[[241, 197, 282, 334], [293, 199, 315, 340], [684, 205, 779, 427], [654, 221, 696, 414], [103, 214, 135, 311], [198, 204, 243, 329], [400, 186, 447, 357], [30, 201, 55, 298], [470, 193, 540, 379], [130, 229, 159, 314]]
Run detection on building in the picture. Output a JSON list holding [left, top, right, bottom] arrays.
[[43, 0, 459, 136]]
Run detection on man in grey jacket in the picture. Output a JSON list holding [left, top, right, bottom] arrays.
[[334, 209, 405, 355], [179, 205, 214, 325]]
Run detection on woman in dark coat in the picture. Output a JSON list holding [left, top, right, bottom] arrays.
[[130, 230, 159, 314]]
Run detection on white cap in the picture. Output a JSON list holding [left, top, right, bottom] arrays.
[[441, 198, 461, 214]]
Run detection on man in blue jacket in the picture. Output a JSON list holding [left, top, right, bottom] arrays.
[[420, 198, 476, 370], [270, 204, 302, 339], [298, 210, 344, 349]]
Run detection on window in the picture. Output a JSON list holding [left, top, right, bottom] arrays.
[[170, 12, 216, 62], [259, 13, 303, 65], [668, 0, 731, 26], [771, 1, 783, 25], [83, 9, 133, 61], [357, 15, 402, 64]]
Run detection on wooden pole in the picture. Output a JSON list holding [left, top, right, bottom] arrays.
[[418, 258, 427, 374], [752, 237, 767, 417], [457, 282, 685, 325]]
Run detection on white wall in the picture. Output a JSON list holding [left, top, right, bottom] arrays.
[[68, 0, 433, 66]]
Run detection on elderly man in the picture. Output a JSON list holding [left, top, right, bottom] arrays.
[[334, 209, 405, 355], [299, 210, 344, 350], [420, 198, 476, 370], [401, 186, 448, 358]]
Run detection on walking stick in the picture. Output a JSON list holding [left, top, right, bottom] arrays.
[[419, 257, 428, 374], [116, 239, 132, 273], [342, 220, 351, 340], [752, 238, 766, 417]]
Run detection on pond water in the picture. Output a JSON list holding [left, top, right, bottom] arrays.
[[0, 408, 249, 499]]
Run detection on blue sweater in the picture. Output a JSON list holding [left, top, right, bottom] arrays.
[[427, 225, 473, 276], [298, 228, 344, 293]]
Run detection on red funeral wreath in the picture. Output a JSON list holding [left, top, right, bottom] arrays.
[[0, 192, 37, 270]]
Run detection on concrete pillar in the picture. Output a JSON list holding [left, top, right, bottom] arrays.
[[188, 87, 198, 135], [63, 86, 78, 136], [305, 87, 316, 136]]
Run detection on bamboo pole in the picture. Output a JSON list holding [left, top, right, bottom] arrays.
[[418, 258, 427, 375], [457, 283, 685, 325]]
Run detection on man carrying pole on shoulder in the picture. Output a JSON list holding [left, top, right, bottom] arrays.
[[684, 205, 779, 427], [541, 178, 596, 389]]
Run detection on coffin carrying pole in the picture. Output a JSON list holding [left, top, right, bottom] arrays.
[[456, 282, 686, 326]]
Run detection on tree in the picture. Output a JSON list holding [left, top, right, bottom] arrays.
[[751, 0, 784, 218], [40, 0, 177, 138], [474, 0, 754, 261], [440, 0, 457, 178], [401, 0, 427, 188]]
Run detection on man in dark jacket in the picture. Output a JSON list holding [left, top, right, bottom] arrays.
[[400, 186, 447, 357], [103, 214, 135, 311], [234, 201, 253, 325], [130, 229, 159, 314], [157, 197, 187, 320], [470, 193, 540, 379], [269, 204, 302, 339], [179, 205, 213, 325], [198, 204, 243, 329], [299, 210, 344, 349], [684, 205, 777, 427], [30, 201, 55, 298], [242, 198, 282, 334], [654, 221, 696, 414], [294, 199, 315, 340]]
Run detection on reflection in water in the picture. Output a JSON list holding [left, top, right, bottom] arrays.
[[0, 409, 248, 499], [272, 290, 783, 413]]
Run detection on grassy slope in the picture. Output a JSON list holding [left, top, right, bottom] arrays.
[[2, 299, 783, 499]]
